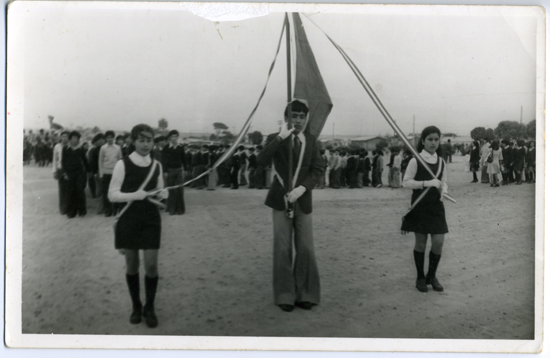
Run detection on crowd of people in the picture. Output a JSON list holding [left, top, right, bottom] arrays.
[[467, 137, 536, 187], [23, 113, 537, 329], [24, 128, 537, 222]]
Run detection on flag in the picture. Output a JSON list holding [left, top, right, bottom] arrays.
[[292, 13, 333, 139]]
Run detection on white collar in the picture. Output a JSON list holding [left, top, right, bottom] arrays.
[[129, 151, 151, 166], [420, 149, 438, 164], [169, 143, 178, 148]]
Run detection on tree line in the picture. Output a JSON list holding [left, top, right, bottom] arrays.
[[471, 119, 536, 141]]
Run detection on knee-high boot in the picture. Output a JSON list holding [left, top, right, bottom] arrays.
[[143, 275, 159, 328], [413, 250, 427, 292], [126, 273, 142, 324], [426, 251, 444, 292]]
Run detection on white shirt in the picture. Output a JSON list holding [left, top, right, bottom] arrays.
[[392, 154, 402, 168], [98, 143, 122, 177], [52, 142, 65, 173], [108, 152, 164, 202], [403, 150, 448, 194]]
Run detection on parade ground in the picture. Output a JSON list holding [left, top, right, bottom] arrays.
[[20, 156, 535, 339]]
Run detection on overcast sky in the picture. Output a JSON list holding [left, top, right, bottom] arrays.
[[12, 2, 540, 137]]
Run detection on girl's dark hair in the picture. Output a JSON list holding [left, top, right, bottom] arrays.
[[130, 124, 154, 141], [491, 140, 500, 150], [416, 126, 442, 156]]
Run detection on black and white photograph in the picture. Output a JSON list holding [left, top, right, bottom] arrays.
[[5, 0, 545, 354]]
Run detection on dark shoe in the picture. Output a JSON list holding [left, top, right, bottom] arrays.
[[130, 306, 142, 324], [278, 304, 294, 312], [143, 307, 158, 328], [416, 278, 428, 293], [426, 276, 444, 292], [295, 301, 316, 310]]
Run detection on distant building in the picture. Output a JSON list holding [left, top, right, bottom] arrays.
[[349, 136, 386, 151]]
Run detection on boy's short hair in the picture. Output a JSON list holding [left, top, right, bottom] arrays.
[[105, 130, 115, 138], [248, 147, 254, 152], [69, 131, 81, 140], [168, 129, 179, 137], [238, 145, 245, 151], [154, 136, 165, 144], [115, 135, 124, 142], [60, 131, 70, 137], [92, 133, 105, 144], [283, 100, 309, 117], [256, 145, 263, 151], [130, 124, 154, 141]]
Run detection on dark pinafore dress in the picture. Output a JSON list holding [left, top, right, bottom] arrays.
[[115, 157, 161, 250], [400, 157, 448, 235]]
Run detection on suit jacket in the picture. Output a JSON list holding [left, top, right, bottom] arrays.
[[346, 156, 358, 172], [513, 147, 526, 171], [501, 146, 513, 167], [257, 132, 324, 214]]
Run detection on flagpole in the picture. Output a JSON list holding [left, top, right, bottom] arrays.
[[285, 13, 293, 196]]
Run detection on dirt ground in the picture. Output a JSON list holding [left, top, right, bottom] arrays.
[[20, 155, 535, 339]]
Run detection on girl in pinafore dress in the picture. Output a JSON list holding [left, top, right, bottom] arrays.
[[109, 124, 168, 328], [401, 126, 448, 293]]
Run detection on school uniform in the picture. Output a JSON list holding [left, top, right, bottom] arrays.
[[346, 156, 358, 188], [363, 156, 372, 186], [99, 143, 123, 216], [239, 152, 248, 186], [257, 132, 324, 306], [328, 154, 340, 188], [109, 153, 164, 249], [162, 143, 186, 215], [109, 152, 165, 327], [401, 150, 448, 234], [513, 147, 526, 184], [390, 154, 402, 188], [480, 143, 491, 183], [230, 152, 241, 189], [62, 145, 90, 218], [501, 145, 512, 184], [247, 153, 258, 188], [53, 142, 69, 214], [207, 151, 219, 190]]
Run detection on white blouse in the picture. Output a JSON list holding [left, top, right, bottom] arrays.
[[403, 150, 448, 194], [108, 152, 165, 202]]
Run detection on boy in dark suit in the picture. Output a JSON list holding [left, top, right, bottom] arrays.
[[62, 131, 90, 218], [257, 100, 324, 313], [162, 130, 186, 215]]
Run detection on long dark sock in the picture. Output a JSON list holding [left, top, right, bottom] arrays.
[[144, 275, 159, 311], [413, 250, 425, 280], [426, 251, 442, 279], [473, 172, 478, 181], [126, 273, 142, 310]]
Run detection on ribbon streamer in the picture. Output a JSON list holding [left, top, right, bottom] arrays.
[[302, 14, 455, 204], [148, 17, 287, 196]]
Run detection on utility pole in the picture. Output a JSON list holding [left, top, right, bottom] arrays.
[[520, 106, 523, 124]]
